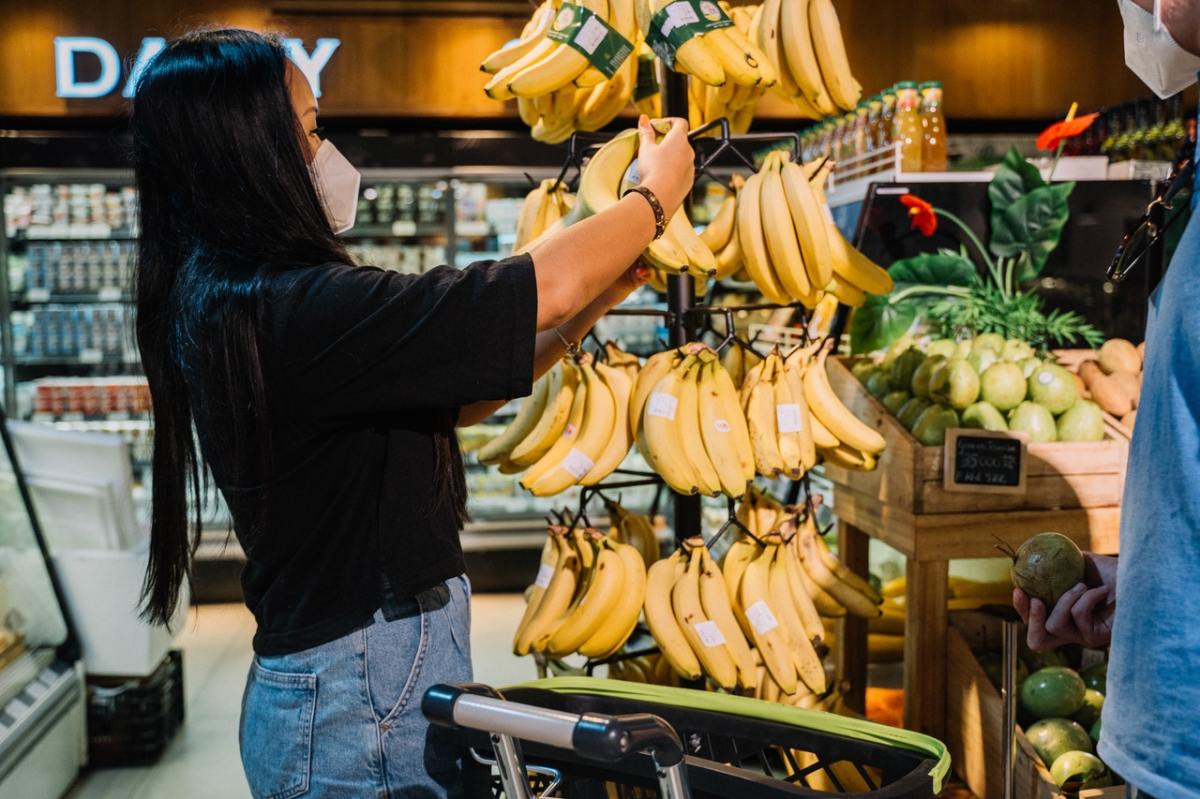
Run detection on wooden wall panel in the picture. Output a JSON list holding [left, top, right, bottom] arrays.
[[0, 0, 1154, 122]]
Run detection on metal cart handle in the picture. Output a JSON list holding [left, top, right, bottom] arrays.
[[423, 683, 690, 799]]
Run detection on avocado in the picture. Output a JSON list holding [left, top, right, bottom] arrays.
[[897, 397, 933, 429], [910, 354, 947, 399], [980, 361, 1028, 412], [882, 390, 911, 414], [973, 332, 1006, 353], [962, 401, 1009, 431], [1009, 401, 1058, 443], [925, 339, 956, 360], [912, 405, 960, 446], [889, 348, 926, 391], [930, 359, 981, 410]]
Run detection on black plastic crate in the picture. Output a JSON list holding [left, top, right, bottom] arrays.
[[86, 649, 185, 767]]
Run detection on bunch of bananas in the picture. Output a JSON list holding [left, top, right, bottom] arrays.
[[483, 1, 639, 144], [799, 344, 887, 471], [604, 496, 661, 568], [513, 526, 648, 659], [631, 344, 755, 498], [635, 0, 777, 91], [757, 0, 862, 118], [607, 652, 680, 686], [477, 347, 638, 495], [514, 179, 575, 253], [695, 176, 745, 281], [738, 149, 892, 309], [687, 4, 771, 133], [720, 340, 763, 391]]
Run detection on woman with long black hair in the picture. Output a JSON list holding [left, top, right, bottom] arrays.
[[131, 27, 693, 799]]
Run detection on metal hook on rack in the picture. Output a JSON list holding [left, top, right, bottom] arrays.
[[704, 495, 764, 550]]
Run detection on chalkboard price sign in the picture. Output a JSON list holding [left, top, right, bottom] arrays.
[[943, 429, 1028, 494]]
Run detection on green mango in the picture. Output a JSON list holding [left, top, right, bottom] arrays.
[[961, 401, 1009, 431], [980, 361, 1028, 412], [966, 348, 999, 376], [910, 355, 947, 399], [882, 390, 912, 414], [866, 370, 892, 399], [930, 359, 981, 410], [851, 360, 878, 382], [1057, 400, 1105, 442], [890, 348, 926, 391], [912, 405, 960, 446], [897, 397, 933, 430], [973, 332, 1006, 353], [925, 339, 957, 360], [1028, 363, 1079, 416], [1003, 339, 1036, 363], [1020, 356, 1043, 378], [1009, 401, 1058, 443]]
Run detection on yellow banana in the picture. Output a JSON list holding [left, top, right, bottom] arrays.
[[760, 153, 813, 302], [780, 155, 834, 292], [477, 372, 550, 466], [827, 222, 894, 295], [792, 534, 845, 617], [697, 354, 754, 495], [796, 516, 881, 618], [530, 357, 616, 496], [515, 531, 580, 654], [815, 533, 884, 604], [779, 0, 837, 115], [580, 362, 633, 485], [827, 275, 866, 307], [673, 546, 739, 690], [780, 352, 818, 471], [575, 65, 608, 89], [665, 210, 717, 278], [507, 0, 609, 98], [512, 532, 562, 655], [766, 541, 826, 692], [644, 552, 703, 680], [808, 0, 862, 111], [780, 536, 826, 642], [758, 0, 801, 102], [721, 538, 759, 640], [697, 547, 758, 689], [699, 190, 737, 252], [548, 536, 627, 655], [484, 37, 558, 101], [702, 26, 763, 88], [746, 356, 786, 477], [651, 0, 726, 86], [630, 349, 679, 440], [642, 354, 703, 495], [677, 357, 723, 496], [517, 96, 540, 127], [736, 166, 790, 304], [771, 357, 805, 478], [520, 361, 590, 488], [510, 360, 578, 466], [820, 442, 877, 471], [514, 180, 550, 253], [481, 1, 554, 74], [739, 541, 799, 693], [580, 540, 647, 658], [802, 348, 886, 455]]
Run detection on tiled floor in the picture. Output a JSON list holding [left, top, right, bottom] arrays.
[[66, 594, 536, 799]]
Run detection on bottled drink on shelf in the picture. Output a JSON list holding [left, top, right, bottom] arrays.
[[877, 86, 897, 151], [831, 115, 850, 163], [851, 101, 871, 161], [894, 81, 923, 173], [919, 81, 948, 172], [866, 94, 883, 153]]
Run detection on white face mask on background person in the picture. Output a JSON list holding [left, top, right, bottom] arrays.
[[311, 139, 361, 234], [1119, 0, 1200, 99]]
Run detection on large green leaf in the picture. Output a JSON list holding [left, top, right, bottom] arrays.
[[888, 253, 979, 288], [850, 294, 920, 354], [987, 147, 1045, 218], [988, 182, 1074, 276]]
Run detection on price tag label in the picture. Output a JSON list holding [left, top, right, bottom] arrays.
[[646, 391, 678, 421], [745, 599, 779, 635], [391, 220, 417, 237], [693, 620, 727, 648], [25, 288, 50, 303], [534, 563, 555, 589], [776, 404, 803, 434], [98, 287, 122, 301], [943, 429, 1028, 495], [78, 349, 103, 364], [547, 3, 633, 78], [560, 447, 595, 479], [713, 419, 731, 433], [647, 0, 732, 69]]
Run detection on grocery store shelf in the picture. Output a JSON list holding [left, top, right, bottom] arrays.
[[14, 355, 138, 366], [30, 412, 149, 424], [9, 228, 137, 242], [15, 290, 130, 304], [342, 222, 446, 239]]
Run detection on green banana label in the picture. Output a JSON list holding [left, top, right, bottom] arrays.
[[646, 0, 733, 70], [633, 52, 660, 102], [547, 4, 634, 79]]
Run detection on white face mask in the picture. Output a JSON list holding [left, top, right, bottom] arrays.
[[1119, 0, 1200, 99], [311, 139, 361, 234]]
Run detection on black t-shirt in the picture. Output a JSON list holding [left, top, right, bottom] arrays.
[[208, 254, 536, 655]]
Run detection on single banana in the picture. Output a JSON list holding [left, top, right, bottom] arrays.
[[696, 354, 754, 496], [699, 190, 737, 252], [826, 275, 866, 307], [547, 536, 627, 655], [827, 222, 894, 295], [802, 348, 886, 455], [631, 350, 679, 439], [575, 65, 608, 89], [796, 516, 881, 618], [739, 541, 799, 694], [780, 154, 834, 292], [642, 354, 703, 495], [808, 0, 862, 111], [673, 546, 739, 690], [697, 547, 758, 689], [746, 356, 786, 477], [580, 362, 633, 485], [815, 533, 884, 604], [676, 357, 723, 496], [736, 166, 791, 304], [515, 531, 580, 654], [808, 409, 842, 449], [514, 180, 550, 253], [778, 0, 836, 113], [820, 442, 877, 471], [758, 0, 801, 102], [771, 357, 804, 478], [780, 352, 818, 471], [721, 342, 744, 390], [520, 360, 590, 488], [780, 535, 826, 642], [477, 371, 550, 465], [666, 210, 718, 278], [720, 538, 759, 640], [760, 152, 813, 302], [507, 0, 609, 98], [481, 1, 554, 74], [765, 541, 827, 693], [484, 37, 558, 101], [509, 359, 578, 466], [512, 532, 562, 655], [517, 96, 540, 127], [530, 357, 617, 496], [644, 552, 703, 680]]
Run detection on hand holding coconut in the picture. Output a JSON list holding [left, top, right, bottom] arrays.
[[1006, 532, 1117, 651]]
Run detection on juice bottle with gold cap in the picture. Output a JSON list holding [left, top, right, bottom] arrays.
[[919, 81, 948, 171], [893, 81, 922, 173], [852, 101, 871, 160], [877, 86, 897, 150]]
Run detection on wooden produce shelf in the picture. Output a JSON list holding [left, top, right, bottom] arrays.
[[821, 357, 1125, 740]]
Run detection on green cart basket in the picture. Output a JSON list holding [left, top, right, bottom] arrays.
[[424, 677, 949, 798]]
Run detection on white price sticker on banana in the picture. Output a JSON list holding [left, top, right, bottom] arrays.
[[713, 419, 731, 433], [776, 404, 804, 434], [647, 0, 732, 69], [548, 3, 633, 78], [646, 391, 679, 421], [560, 448, 595, 480], [693, 620, 727, 648], [745, 600, 780, 635], [534, 563, 555, 589]]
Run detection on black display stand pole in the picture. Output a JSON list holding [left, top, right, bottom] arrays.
[[657, 63, 702, 546]]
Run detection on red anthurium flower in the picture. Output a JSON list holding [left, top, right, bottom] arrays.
[[1036, 112, 1098, 152], [900, 194, 937, 237]]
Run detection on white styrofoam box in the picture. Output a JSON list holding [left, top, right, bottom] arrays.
[[1036, 155, 1111, 181], [51, 540, 188, 677]]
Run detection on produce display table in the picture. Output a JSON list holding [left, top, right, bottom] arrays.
[[821, 357, 1125, 739]]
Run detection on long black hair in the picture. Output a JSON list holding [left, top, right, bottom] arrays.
[[132, 28, 350, 625]]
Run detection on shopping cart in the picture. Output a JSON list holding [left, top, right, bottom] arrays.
[[423, 677, 950, 798]]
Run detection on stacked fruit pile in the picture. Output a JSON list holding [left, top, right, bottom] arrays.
[[1070, 338, 1143, 432], [478, 345, 639, 495], [1018, 659, 1113, 790], [854, 334, 1110, 445]]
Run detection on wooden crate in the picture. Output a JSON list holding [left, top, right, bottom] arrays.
[[946, 614, 1121, 799], [823, 357, 1129, 514]]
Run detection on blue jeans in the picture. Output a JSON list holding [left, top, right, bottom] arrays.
[[239, 575, 473, 799]]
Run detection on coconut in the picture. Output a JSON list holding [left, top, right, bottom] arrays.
[[1006, 532, 1085, 607], [1098, 339, 1140, 375]]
